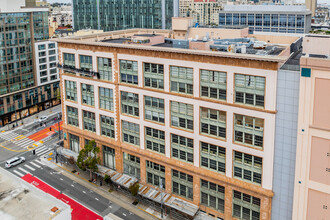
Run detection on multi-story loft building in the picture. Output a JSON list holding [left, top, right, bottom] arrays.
[[72, 0, 179, 31], [179, 0, 222, 26], [306, 0, 317, 17], [0, 0, 60, 127], [292, 35, 330, 220], [34, 41, 59, 86], [219, 5, 312, 34], [55, 19, 301, 219]]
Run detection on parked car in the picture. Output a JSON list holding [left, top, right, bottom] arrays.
[[39, 116, 48, 122], [5, 157, 25, 169]]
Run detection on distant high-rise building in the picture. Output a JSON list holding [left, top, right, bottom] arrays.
[[0, 1, 60, 126], [219, 5, 312, 34], [72, 0, 179, 31], [305, 0, 317, 17]]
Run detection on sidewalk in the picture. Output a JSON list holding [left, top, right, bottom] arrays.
[[48, 158, 164, 220], [1, 104, 62, 132]]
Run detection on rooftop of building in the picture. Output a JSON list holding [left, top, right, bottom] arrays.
[[223, 4, 311, 13], [53, 27, 299, 63], [0, 168, 70, 220]]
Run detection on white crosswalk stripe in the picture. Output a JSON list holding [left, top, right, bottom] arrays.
[[0, 131, 42, 149], [29, 161, 41, 168], [18, 167, 30, 174], [13, 170, 24, 177], [34, 159, 45, 166], [24, 164, 35, 171]]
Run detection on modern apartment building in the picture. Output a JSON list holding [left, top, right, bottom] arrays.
[[0, 1, 60, 126], [292, 35, 330, 220], [55, 20, 301, 219], [219, 5, 312, 34], [72, 0, 179, 31], [179, 0, 222, 26], [34, 41, 59, 86]]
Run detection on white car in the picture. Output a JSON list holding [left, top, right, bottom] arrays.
[[39, 116, 48, 122], [5, 157, 25, 169]]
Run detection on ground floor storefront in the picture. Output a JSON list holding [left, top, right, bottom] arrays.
[[62, 126, 274, 220]]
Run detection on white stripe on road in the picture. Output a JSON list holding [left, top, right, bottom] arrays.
[[18, 167, 31, 174], [83, 191, 86, 193], [13, 170, 24, 177], [95, 198, 99, 201], [34, 160, 45, 165], [60, 178, 63, 181], [24, 164, 35, 171], [37, 149, 52, 156], [29, 161, 41, 168], [36, 148, 51, 156], [15, 138, 34, 145]]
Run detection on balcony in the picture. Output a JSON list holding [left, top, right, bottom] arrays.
[[57, 64, 100, 79]]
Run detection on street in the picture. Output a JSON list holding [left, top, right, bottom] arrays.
[[0, 106, 148, 220]]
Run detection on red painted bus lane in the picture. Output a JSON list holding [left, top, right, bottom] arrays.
[[22, 174, 102, 220]]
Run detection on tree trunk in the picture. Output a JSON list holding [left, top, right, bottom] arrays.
[[89, 170, 92, 181]]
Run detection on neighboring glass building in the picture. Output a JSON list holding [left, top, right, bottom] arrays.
[[0, 2, 60, 127], [72, 0, 179, 31], [219, 5, 312, 34]]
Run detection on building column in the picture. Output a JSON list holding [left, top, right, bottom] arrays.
[[224, 185, 233, 219], [165, 166, 172, 194], [193, 176, 200, 205], [140, 158, 146, 184]]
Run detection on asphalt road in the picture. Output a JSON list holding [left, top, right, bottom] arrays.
[[0, 149, 143, 220]]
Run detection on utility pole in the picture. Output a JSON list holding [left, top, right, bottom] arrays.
[[58, 113, 61, 140]]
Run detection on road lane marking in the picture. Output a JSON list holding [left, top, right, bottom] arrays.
[[60, 178, 63, 181], [30, 161, 41, 168], [24, 164, 36, 171], [95, 198, 99, 201], [13, 170, 24, 177], [71, 184, 74, 187], [34, 160, 45, 165], [83, 191, 86, 193], [18, 167, 31, 174], [123, 213, 126, 216]]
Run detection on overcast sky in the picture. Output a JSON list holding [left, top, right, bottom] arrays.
[[46, 0, 329, 4]]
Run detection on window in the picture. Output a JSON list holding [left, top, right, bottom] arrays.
[[83, 110, 96, 132], [39, 64, 47, 70], [100, 115, 115, 139], [40, 71, 47, 77], [200, 69, 226, 101], [271, 14, 278, 27], [255, 14, 262, 26], [38, 44, 45, 50], [120, 60, 138, 85], [63, 53, 75, 68], [171, 134, 193, 163], [49, 56, 56, 62], [234, 114, 264, 148], [232, 190, 260, 220], [235, 74, 265, 108], [98, 57, 112, 81], [123, 152, 140, 179], [50, 75, 57, 81], [50, 68, 57, 75], [200, 142, 225, 174], [172, 169, 193, 200], [103, 145, 115, 170], [99, 87, 113, 111], [263, 14, 270, 27], [122, 120, 140, 146], [170, 66, 193, 95], [39, 58, 46, 64], [69, 133, 79, 153], [288, 14, 296, 28], [200, 179, 225, 213], [171, 101, 193, 130], [144, 96, 164, 123], [49, 49, 56, 55], [80, 55, 93, 71], [145, 127, 165, 154], [81, 83, 94, 106], [121, 91, 139, 117], [200, 107, 226, 139], [65, 80, 77, 101], [240, 14, 247, 25], [219, 13, 225, 25], [144, 63, 164, 89], [48, 43, 55, 49], [233, 151, 262, 185], [226, 13, 232, 25], [296, 15, 304, 28], [279, 14, 287, 27], [67, 106, 79, 127], [39, 51, 46, 57], [248, 14, 254, 26], [146, 160, 165, 188]]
